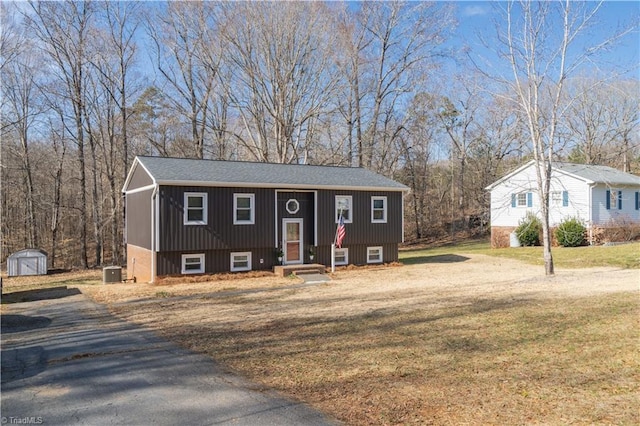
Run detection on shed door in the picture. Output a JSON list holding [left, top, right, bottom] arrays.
[[17, 257, 39, 276]]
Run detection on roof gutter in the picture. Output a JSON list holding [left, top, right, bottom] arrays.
[[154, 179, 409, 193]]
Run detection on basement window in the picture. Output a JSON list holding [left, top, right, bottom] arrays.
[[230, 252, 252, 272], [334, 248, 349, 266], [367, 246, 383, 264], [181, 253, 205, 274]]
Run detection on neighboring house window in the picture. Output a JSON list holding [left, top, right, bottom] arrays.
[[552, 191, 569, 207], [336, 195, 352, 223], [606, 190, 622, 210], [334, 248, 348, 266], [371, 196, 387, 223], [367, 246, 383, 264], [184, 193, 207, 225], [230, 252, 252, 272], [234, 193, 255, 224], [511, 192, 533, 208], [181, 254, 205, 274]]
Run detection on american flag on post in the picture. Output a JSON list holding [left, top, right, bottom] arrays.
[[336, 214, 346, 248]]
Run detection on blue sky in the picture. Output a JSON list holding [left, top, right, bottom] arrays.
[[452, 1, 640, 79]]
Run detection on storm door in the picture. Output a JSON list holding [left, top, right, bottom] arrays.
[[283, 218, 303, 264]]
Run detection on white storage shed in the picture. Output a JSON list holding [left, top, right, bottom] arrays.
[[7, 249, 48, 277]]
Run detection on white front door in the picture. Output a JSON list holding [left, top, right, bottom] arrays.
[[283, 219, 303, 264]]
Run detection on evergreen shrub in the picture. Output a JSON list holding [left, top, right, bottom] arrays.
[[515, 212, 541, 246], [555, 217, 586, 247]]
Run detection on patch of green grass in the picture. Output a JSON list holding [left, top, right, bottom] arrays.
[[401, 240, 640, 269]]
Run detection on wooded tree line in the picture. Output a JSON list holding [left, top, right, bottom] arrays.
[[1, 1, 638, 269]]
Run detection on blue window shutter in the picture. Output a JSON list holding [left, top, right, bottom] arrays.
[[562, 191, 569, 207], [606, 190, 610, 210], [527, 192, 533, 207], [618, 191, 623, 210], [511, 194, 516, 208], [636, 192, 639, 210]]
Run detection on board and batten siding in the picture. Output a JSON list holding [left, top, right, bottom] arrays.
[[315, 243, 398, 265], [276, 191, 315, 247], [125, 189, 153, 249], [316, 190, 403, 246], [156, 247, 278, 276], [127, 162, 154, 189], [158, 186, 275, 252]]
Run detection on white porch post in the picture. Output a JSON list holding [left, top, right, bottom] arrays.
[[331, 243, 335, 273]]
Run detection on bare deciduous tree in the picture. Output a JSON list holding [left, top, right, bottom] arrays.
[[499, 0, 634, 275], [220, 2, 340, 164], [147, 1, 220, 159], [27, 0, 95, 268], [563, 78, 640, 171]]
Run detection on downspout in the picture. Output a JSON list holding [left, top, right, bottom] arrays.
[[588, 183, 594, 245], [151, 184, 159, 283], [401, 190, 408, 243]]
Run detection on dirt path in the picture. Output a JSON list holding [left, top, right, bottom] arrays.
[[77, 253, 639, 330]]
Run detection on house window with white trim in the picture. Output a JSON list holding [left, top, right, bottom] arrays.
[[230, 252, 252, 272], [511, 192, 532, 208], [367, 246, 383, 264], [181, 253, 205, 274], [234, 193, 255, 224], [607, 189, 622, 210], [335, 195, 352, 223], [334, 248, 348, 266], [184, 192, 207, 225], [371, 196, 387, 223]]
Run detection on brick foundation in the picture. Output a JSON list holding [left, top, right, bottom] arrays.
[[590, 226, 640, 245], [491, 226, 516, 248], [126, 244, 153, 283]]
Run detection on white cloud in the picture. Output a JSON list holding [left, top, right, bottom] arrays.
[[462, 5, 488, 17]]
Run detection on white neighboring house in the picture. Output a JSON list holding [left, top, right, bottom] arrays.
[[486, 160, 640, 247]]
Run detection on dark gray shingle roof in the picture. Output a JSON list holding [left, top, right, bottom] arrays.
[[555, 162, 640, 186], [133, 156, 408, 191]]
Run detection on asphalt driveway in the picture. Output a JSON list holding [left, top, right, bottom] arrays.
[[1, 290, 336, 425]]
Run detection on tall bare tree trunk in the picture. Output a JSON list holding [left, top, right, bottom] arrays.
[[28, 0, 93, 268], [500, 0, 626, 274]]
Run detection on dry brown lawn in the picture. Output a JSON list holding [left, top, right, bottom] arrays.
[[3, 255, 639, 424]]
